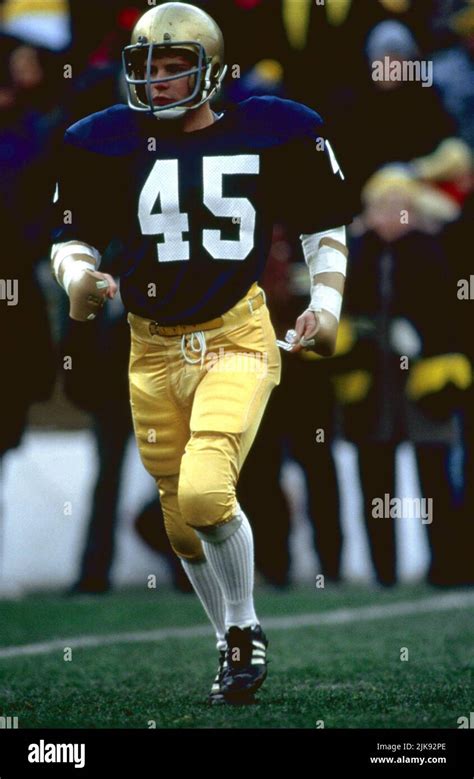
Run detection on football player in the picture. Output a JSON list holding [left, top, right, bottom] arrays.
[[51, 2, 354, 705]]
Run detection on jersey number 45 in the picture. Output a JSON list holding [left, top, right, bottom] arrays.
[[138, 155, 259, 263]]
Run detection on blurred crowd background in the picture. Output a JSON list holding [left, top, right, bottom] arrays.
[[1, 0, 473, 596]]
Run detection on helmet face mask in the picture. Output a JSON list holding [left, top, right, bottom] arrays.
[[122, 3, 227, 120], [123, 41, 207, 118]]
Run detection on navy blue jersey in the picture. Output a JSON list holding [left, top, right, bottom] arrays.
[[52, 97, 355, 325]]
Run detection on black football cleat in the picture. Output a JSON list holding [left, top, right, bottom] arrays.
[[221, 624, 268, 702], [207, 649, 227, 705]]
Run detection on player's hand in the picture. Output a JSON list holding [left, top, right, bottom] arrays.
[[69, 269, 118, 322], [291, 310, 321, 352], [277, 310, 321, 353]]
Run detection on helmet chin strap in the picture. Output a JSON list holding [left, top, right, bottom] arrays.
[[154, 106, 189, 121], [154, 107, 221, 123]]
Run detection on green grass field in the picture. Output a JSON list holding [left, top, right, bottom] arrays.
[[0, 583, 473, 729]]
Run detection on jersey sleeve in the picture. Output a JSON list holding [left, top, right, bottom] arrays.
[[270, 106, 358, 234], [51, 132, 118, 256]]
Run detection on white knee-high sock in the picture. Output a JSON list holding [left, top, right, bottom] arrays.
[[197, 510, 258, 630], [180, 558, 227, 651]]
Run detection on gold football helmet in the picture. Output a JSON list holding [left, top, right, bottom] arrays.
[[122, 2, 227, 120]]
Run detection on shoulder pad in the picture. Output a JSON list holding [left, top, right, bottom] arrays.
[[237, 96, 324, 143], [65, 105, 142, 155]]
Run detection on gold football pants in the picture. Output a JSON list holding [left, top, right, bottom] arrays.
[[127, 283, 282, 561]]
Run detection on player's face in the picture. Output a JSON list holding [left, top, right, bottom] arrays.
[[148, 52, 196, 107]]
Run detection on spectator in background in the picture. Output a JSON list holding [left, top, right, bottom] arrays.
[[60, 295, 132, 595], [205, 0, 441, 111], [279, 0, 441, 109], [0, 36, 56, 457], [434, 3, 474, 149], [442, 164, 474, 587], [0, 0, 71, 51], [329, 20, 458, 201], [335, 168, 471, 586], [238, 226, 344, 587]]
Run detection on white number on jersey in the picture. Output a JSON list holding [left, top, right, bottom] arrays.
[[203, 155, 259, 260], [138, 159, 190, 262], [138, 155, 260, 262]]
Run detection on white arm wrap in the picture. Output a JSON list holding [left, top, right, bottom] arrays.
[[61, 261, 96, 295], [51, 241, 101, 286], [308, 283, 343, 322], [300, 226, 347, 278]]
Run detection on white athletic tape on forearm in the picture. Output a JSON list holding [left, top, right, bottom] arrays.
[[51, 241, 101, 279], [308, 283, 343, 322], [62, 260, 96, 295], [300, 226, 347, 278]]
